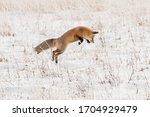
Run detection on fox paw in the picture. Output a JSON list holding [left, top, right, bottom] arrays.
[[55, 60, 58, 64]]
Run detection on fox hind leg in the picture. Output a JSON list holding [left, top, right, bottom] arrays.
[[52, 51, 55, 61], [52, 49, 64, 63], [55, 51, 64, 63]]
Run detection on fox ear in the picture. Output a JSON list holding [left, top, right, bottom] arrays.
[[93, 31, 98, 34]]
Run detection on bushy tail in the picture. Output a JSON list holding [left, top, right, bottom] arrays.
[[34, 39, 56, 54]]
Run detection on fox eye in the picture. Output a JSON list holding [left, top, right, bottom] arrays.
[[93, 31, 98, 34]]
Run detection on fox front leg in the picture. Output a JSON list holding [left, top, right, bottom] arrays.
[[86, 40, 90, 43], [78, 37, 84, 45]]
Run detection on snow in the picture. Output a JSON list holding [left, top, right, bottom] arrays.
[[0, 0, 150, 99]]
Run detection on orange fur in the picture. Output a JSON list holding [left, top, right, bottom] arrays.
[[34, 26, 98, 63]]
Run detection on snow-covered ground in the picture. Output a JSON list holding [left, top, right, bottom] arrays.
[[0, 0, 150, 99]]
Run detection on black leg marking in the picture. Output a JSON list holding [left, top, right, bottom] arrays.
[[77, 36, 84, 45], [86, 40, 90, 43]]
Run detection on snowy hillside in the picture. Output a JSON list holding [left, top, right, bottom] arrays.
[[0, 0, 150, 99]]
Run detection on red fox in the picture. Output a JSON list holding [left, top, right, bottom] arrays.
[[34, 26, 98, 63]]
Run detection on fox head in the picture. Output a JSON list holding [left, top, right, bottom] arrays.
[[84, 31, 99, 43]]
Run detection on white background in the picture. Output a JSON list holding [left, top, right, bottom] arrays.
[[0, 0, 150, 100]]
